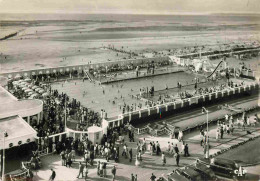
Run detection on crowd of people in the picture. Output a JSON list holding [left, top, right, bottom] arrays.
[[145, 78, 246, 106], [9, 76, 102, 137]]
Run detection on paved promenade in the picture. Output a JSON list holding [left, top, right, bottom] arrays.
[[33, 108, 260, 181]]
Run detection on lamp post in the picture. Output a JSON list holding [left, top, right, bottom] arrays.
[[202, 107, 209, 159], [64, 97, 67, 131], [2, 130, 8, 181]]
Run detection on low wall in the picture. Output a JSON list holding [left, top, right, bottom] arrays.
[[106, 82, 260, 128]]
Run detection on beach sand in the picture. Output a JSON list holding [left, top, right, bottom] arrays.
[[0, 15, 260, 73]]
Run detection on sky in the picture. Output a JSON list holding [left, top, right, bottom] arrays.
[[0, 0, 259, 14]]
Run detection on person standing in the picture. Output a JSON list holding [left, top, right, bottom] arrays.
[[178, 131, 183, 142], [184, 144, 190, 157], [220, 126, 224, 139], [97, 161, 100, 176], [111, 165, 116, 181], [216, 129, 219, 140], [142, 138, 147, 152], [99, 162, 104, 177], [131, 173, 135, 181], [162, 152, 166, 166], [200, 130, 204, 146], [129, 148, 133, 162], [174, 144, 179, 154], [131, 132, 135, 142], [156, 141, 161, 155], [134, 174, 138, 181], [150, 173, 156, 181], [175, 153, 180, 167], [60, 150, 65, 166], [122, 144, 127, 158], [49, 169, 56, 181], [167, 142, 171, 153], [103, 162, 107, 177]]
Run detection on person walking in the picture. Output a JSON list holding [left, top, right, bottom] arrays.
[[111, 165, 116, 181], [174, 144, 179, 154], [77, 162, 84, 178], [49, 169, 56, 181]]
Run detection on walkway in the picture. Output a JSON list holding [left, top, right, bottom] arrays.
[[33, 109, 260, 181]]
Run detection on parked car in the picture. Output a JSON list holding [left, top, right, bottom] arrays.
[[192, 162, 218, 180], [175, 166, 204, 181], [196, 157, 245, 179], [162, 172, 189, 181]]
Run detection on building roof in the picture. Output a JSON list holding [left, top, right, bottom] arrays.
[[0, 85, 17, 103], [0, 115, 37, 150], [0, 99, 43, 119], [88, 125, 103, 133]]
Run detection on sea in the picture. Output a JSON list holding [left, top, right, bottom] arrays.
[[1, 13, 260, 36]]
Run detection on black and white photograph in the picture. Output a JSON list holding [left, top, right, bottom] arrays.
[[0, 0, 260, 180]]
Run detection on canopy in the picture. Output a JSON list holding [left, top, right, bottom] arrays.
[[24, 78, 31, 82], [20, 82, 27, 85], [42, 92, 49, 97], [19, 84, 27, 88], [38, 89, 45, 94], [28, 84, 34, 88], [14, 75, 22, 80], [31, 93, 39, 97], [29, 95, 37, 99], [22, 87, 29, 91], [35, 88, 43, 92], [32, 86, 38, 90], [27, 91, 34, 95], [24, 89, 33, 93]]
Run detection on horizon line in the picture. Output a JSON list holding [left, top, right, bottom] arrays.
[[0, 11, 260, 15]]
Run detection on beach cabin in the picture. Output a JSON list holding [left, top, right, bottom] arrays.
[[87, 125, 103, 144]]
